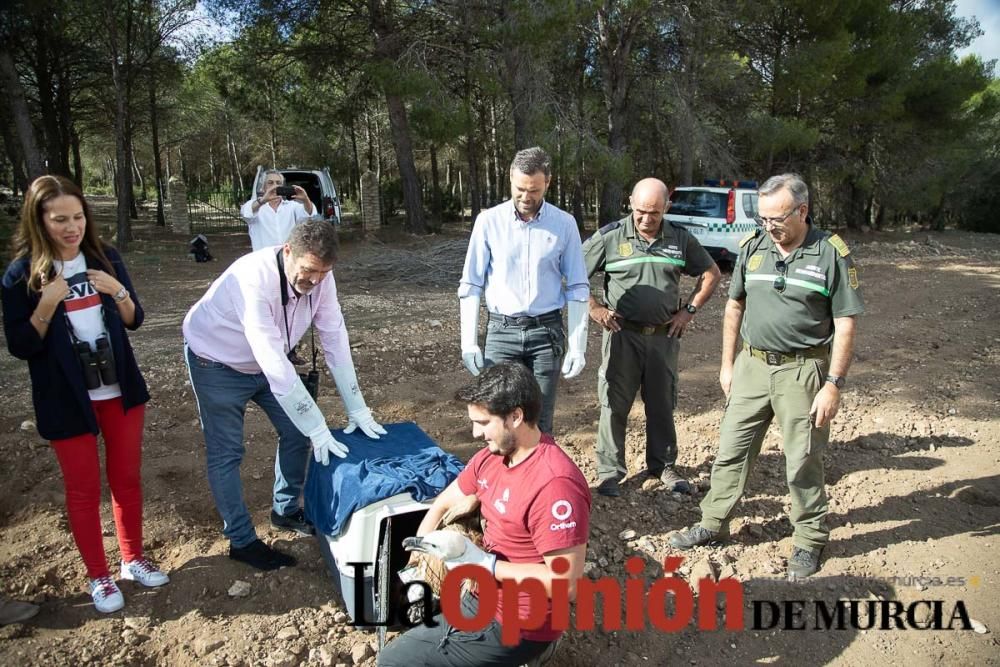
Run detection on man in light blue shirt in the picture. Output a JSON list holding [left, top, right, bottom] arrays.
[[458, 146, 590, 434]]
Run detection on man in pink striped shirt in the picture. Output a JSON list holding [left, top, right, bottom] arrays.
[[183, 221, 385, 570]]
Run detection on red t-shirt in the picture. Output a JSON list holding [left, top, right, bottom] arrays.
[[456, 434, 591, 641]]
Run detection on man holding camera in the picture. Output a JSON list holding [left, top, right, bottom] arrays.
[[241, 170, 316, 251], [183, 221, 386, 571]]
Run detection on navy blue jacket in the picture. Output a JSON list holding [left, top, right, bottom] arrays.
[[2, 246, 150, 440]]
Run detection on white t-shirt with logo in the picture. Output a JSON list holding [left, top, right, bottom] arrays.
[[54, 253, 122, 401]]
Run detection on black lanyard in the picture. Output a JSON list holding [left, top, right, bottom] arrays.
[[276, 251, 317, 370]]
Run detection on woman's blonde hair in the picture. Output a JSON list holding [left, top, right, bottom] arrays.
[[13, 175, 114, 292]]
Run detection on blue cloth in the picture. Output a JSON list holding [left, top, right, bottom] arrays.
[[458, 199, 590, 316], [304, 422, 464, 537]]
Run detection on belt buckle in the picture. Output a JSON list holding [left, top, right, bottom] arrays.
[[765, 351, 781, 366], [641, 325, 655, 335]]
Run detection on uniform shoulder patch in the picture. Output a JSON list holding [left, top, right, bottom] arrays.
[[827, 234, 851, 257], [597, 221, 622, 235], [739, 231, 759, 247]]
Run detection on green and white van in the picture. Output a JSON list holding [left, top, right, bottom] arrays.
[[666, 180, 759, 268]]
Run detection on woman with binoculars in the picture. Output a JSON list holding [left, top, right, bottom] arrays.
[[1, 175, 168, 614]]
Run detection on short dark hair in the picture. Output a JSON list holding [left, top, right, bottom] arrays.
[[509, 146, 551, 178], [287, 220, 339, 265], [454, 361, 542, 426]]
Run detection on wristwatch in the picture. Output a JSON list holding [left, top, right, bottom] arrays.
[[825, 375, 846, 389], [113, 287, 129, 303], [684, 303, 697, 315]]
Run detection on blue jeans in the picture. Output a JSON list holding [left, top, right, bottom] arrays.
[[185, 346, 311, 548], [483, 314, 565, 434]]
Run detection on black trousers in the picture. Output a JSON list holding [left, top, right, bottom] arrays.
[[377, 592, 553, 667]]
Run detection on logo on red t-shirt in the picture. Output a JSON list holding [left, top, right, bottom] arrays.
[[493, 488, 510, 514], [550, 500, 576, 531]]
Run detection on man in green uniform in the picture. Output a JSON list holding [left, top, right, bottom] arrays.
[[583, 178, 721, 498], [669, 173, 864, 579]]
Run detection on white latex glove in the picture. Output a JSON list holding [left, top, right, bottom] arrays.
[[275, 379, 349, 464], [459, 296, 484, 376], [403, 530, 497, 575], [560, 300, 589, 378], [344, 407, 387, 439]]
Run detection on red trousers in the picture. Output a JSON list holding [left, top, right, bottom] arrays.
[[50, 398, 146, 579]]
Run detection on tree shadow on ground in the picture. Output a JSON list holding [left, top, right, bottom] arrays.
[[595, 433, 978, 556]]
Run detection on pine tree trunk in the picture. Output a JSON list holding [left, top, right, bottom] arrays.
[[430, 142, 442, 229], [0, 49, 45, 179], [384, 92, 427, 234], [150, 81, 165, 226]]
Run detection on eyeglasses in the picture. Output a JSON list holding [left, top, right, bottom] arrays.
[[754, 207, 800, 228], [773, 260, 787, 293]]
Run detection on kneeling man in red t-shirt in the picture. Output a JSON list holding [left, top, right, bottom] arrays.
[[378, 361, 591, 667]]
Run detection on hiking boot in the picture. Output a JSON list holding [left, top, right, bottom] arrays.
[[787, 547, 823, 579], [120, 558, 170, 587], [669, 525, 725, 550], [88, 575, 124, 614], [596, 477, 621, 497], [659, 466, 691, 494], [0, 598, 39, 625], [270, 508, 315, 536], [229, 539, 297, 571]]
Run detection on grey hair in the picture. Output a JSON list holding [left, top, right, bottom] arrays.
[[509, 147, 551, 178], [759, 173, 809, 207], [288, 219, 339, 265], [263, 169, 285, 184]]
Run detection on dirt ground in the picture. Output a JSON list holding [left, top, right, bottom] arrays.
[[1, 200, 998, 666]]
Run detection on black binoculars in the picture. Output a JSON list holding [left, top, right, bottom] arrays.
[[75, 336, 117, 390], [300, 369, 320, 401]]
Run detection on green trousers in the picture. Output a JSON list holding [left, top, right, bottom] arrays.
[[596, 328, 679, 481], [699, 350, 830, 552]]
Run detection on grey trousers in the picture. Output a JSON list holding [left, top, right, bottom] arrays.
[[377, 592, 553, 667], [483, 316, 565, 434]]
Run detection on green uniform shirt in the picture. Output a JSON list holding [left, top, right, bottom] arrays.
[[730, 225, 865, 351], [583, 215, 715, 324]]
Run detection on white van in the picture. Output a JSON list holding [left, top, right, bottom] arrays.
[[252, 166, 343, 224], [665, 180, 759, 267]]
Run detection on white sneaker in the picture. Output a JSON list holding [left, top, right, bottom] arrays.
[[89, 576, 124, 613], [120, 558, 170, 587]]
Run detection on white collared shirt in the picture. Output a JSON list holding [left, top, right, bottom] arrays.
[[240, 198, 315, 251], [182, 246, 352, 397], [458, 200, 590, 316]]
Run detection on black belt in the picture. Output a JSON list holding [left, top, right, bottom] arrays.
[[744, 343, 828, 366], [619, 320, 671, 336], [488, 310, 562, 327]]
